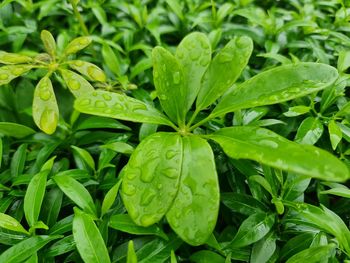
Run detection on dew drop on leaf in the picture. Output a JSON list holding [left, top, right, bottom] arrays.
[[0, 74, 8, 80], [141, 188, 157, 205], [79, 98, 91, 106], [39, 89, 52, 101], [68, 79, 80, 90], [163, 168, 178, 179], [122, 183, 136, 196], [140, 169, 154, 183], [94, 100, 107, 108], [173, 71, 181, 84], [40, 109, 57, 134], [103, 94, 112, 101]]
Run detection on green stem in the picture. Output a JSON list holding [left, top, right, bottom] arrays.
[[188, 114, 215, 131], [186, 108, 201, 128], [69, 0, 89, 36]]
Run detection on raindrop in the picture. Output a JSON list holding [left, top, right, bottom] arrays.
[[104, 108, 112, 114], [79, 38, 90, 45], [128, 205, 139, 219], [132, 103, 147, 111], [141, 188, 157, 205], [199, 57, 210, 66], [79, 98, 91, 106], [157, 183, 163, 190], [68, 79, 80, 90], [140, 170, 154, 183], [92, 91, 98, 96], [163, 168, 178, 179], [0, 74, 8, 80], [102, 93, 111, 101], [235, 36, 249, 48], [258, 139, 279, 149], [13, 67, 24, 75], [218, 52, 233, 63], [173, 71, 181, 84], [40, 109, 57, 134], [190, 49, 201, 60], [165, 150, 177, 160], [114, 103, 123, 110], [122, 183, 136, 196], [95, 100, 107, 108], [39, 89, 52, 101], [87, 66, 104, 81], [159, 94, 167, 101], [177, 50, 185, 59], [140, 215, 156, 226], [74, 61, 84, 66]]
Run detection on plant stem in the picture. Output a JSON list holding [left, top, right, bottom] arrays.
[[69, 0, 89, 36], [188, 114, 215, 131]]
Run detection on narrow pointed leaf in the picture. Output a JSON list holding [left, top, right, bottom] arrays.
[[121, 132, 182, 226], [60, 69, 94, 97], [212, 63, 338, 117], [32, 77, 59, 134], [0, 65, 33, 85], [0, 213, 29, 235], [210, 126, 350, 182], [64, 36, 92, 56], [321, 187, 350, 198], [328, 120, 342, 150], [166, 136, 219, 246], [127, 240, 138, 263], [101, 179, 122, 216], [286, 244, 336, 263], [175, 32, 211, 112], [152, 46, 185, 124], [196, 36, 253, 110], [41, 30, 56, 58], [73, 208, 111, 263], [68, 60, 106, 82], [0, 122, 35, 138], [0, 51, 33, 64], [75, 90, 173, 127]]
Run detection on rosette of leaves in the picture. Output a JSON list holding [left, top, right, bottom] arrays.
[[0, 30, 106, 134], [75, 32, 350, 245]]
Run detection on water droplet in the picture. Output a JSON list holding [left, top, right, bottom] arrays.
[[159, 94, 167, 101], [171, 219, 179, 228], [154, 71, 159, 78], [258, 139, 279, 149], [103, 94, 112, 101], [79, 98, 91, 106], [141, 188, 157, 205], [79, 38, 90, 45], [140, 169, 154, 183], [39, 89, 52, 101], [190, 49, 201, 60], [12, 67, 24, 75], [0, 74, 8, 80], [199, 57, 210, 66], [95, 100, 107, 108], [140, 214, 157, 226], [126, 168, 141, 180], [175, 211, 181, 218], [40, 109, 57, 134], [132, 103, 147, 111], [173, 71, 180, 84], [166, 150, 177, 160], [177, 50, 184, 59], [74, 60, 84, 66], [235, 36, 249, 48], [128, 205, 139, 219], [218, 52, 233, 63], [163, 168, 178, 179], [68, 79, 80, 90], [157, 183, 162, 190], [114, 103, 123, 110], [104, 108, 112, 114], [87, 66, 105, 82], [92, 91, 98, 96], [122, 182, 136, 196]]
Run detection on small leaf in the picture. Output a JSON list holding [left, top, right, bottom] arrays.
[[127, 240, 138, 263], [189, 250, 225, 263], [286, 244, 335, 263], [60, 69, 94, 97], [10, 143, 27, 177], [166, 136, 219, 246], [54, 174, 97, 216], [210, 126, 350, 182], [0, 65, 33, 85], [41, 30, 56, 58], [73, 208, 111, 263], [0, 51, 33, 64], [0, 235, 60, 263], [32, 77, 59, 134], [227, 213, 275, 248], [101, 141, 134, 155], [109, 214, 168, 240], [0, 213, 29, 235], [102, 43, 121, 76], [68, 60, 106, 82], [71, 145, 95, 171], [101, 179, 122, 216], [250, 232, 276, 263], [295, 117, 323, 145], [338, 50, 350, 72], [64, 36, 92, 56], [121, 132, 182, 226], [0, 122, 35, 138], [283, 105, 310, 117], [74, 90, 173, 127], [212, 63, 338, 117], [221, 193, 268, 215], [320, 187, 350, 198], [24, 170, 48, 227], [328, 120, 342, 150], [196, 36, 253, 110]]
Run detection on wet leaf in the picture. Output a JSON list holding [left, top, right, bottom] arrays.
[[64, 36, 92, 56], [41, 30, 56, 58], [328, 120, 342, 150], [286, 244, 336, 263], [0, 64, 33, 85], [60, 69, 94, 97], [295, 117, 323, 145], [68, 60, 106, 82], [0, 51, 33, 64]]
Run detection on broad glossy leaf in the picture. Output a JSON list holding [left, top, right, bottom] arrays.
[[221, 193, 268, 215], [280, 233, 315, 260], [250, 232, 276, 263], [212, 63, 338, 117], [109, 214, 167, 240], [321, 187, 350, 198], [127, 240, 137, 263], [40, 30, 56, 57], [74, 90, 173, 127], [60, 69, 94, 97], [196, 36, 253, 110], [227, 212, 275, 248], [64, 36, 92, 56], [295, 117, 323, 145], [121, 132, 182, 226], [189, 250, 225, 263], [328, 120, 342, 150], [46, 235, 75, 257], [286, 244, 335, 263], [0, 235, 60, 263], [0, 65, 33, 85], [152, 46, 185, 124], [68, 60, 106, 82], [24, 170, 48, 227], [283, 105, 310, 117], [53, 174, 97, 216], [210, 126, 350, 182], [101, 179, 122, 216], [32, 77, 59, 134], [0, 213, 29, 235], [166, 136, 219, 246], [73, 208, 111, 263], [175, 32, 211, 112], [0, 51, 33, 64]]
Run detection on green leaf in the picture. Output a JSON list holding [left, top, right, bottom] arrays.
[[250, 232, 276, 263], [40, 30, 56, 58], [41, 187, 63, 227], [280, 233, 315, 260], [74, 90, 173, 127], [0, 64, 33, 85], [295, 117, 323, 145], [127, 240, 138, 263], [101, 141, 134, 155], [53, 174, 97, 216], [102, 43, 121, 76], [24, 170, 48, 227], [196, 36, 253, 110], [109, 214, 168, 240], [320, 187, 350, 198], [46, 235, 75, 257], [170, 250, 177, 263], [75, 116, 130, 131], [286, 244, 336, 263], [101, 179, 122, 216], [175, 32, 211, 113], [221, 193, 268, 215], [210, 126, 350, 182], [32, 77, 59, 134], [166, 136, 219, 246], [227, 212, 275, 248], [0, 213, 29, 235], [189, 250, 225, 263], [71, 145, 95, 171], [0, 235, 60, 263], [73, 208, 111, 263], [212, 63, 338, 117], [64, 36, 92, 56], [68, 60, 106, 82], [283, 105, 310, 117], [121, 132, 182, 226], [328, 120, 342, 150], [60, 69, 94, 97], [0, 51, 33, 64], [0, 137, 2, 168], [10, 143, 27, 177], [338, 50, 350, 72], [152, 46, 186, 124]]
